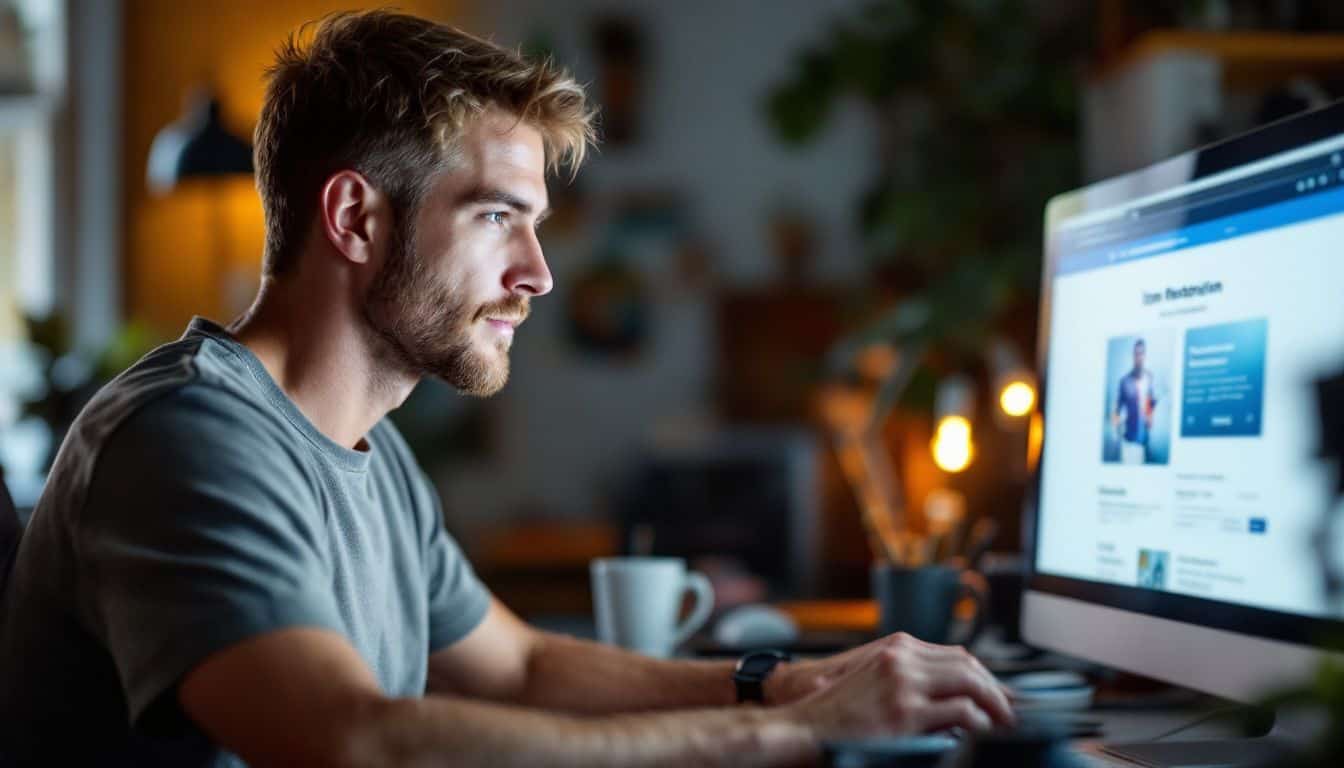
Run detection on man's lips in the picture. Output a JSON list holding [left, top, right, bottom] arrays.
[[477, 296, 529, 338], [485, 317, 520, 334]]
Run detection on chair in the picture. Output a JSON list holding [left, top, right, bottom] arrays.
[[0, 470, 20, 594]]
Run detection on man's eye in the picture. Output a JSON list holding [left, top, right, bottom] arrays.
[[484, 211, 508, 225]]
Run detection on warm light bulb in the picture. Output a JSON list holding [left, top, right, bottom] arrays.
[[999, 380, 1036, 417], [931, 415, 974, 473]]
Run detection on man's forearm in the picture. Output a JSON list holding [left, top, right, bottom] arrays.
[[354, 693, 815, 768], [513, 630, 750, 713]]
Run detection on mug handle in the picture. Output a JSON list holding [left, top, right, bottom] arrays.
[[950, 569, 989, 647], [670, 571, 715, 651]]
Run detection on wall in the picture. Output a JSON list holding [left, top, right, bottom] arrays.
[[440, 0, 879, 526], [121, 0, 455, 332], [120, 0, 882, 535]]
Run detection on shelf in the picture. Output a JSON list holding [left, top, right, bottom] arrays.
[[1103, 29, 1344, 87]]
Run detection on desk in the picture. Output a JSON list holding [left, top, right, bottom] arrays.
[[776, 599, 879, 632]]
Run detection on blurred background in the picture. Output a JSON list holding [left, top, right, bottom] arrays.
[[4, 0, 1344, 622]]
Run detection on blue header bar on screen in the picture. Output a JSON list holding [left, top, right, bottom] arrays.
[[1056, 150, 1344, 276]]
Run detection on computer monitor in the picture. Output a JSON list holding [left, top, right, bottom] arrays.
[[1023, 100, 1344, 737]]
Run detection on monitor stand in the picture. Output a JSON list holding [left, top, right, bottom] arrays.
[[1100, 736, 1298, 767]]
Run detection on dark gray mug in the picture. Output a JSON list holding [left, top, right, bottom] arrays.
[[872, 563, 988, 645], [981, 551, 1025, 643]]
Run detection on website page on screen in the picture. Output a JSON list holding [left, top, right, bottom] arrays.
[[1037, 135, 1344, 619]]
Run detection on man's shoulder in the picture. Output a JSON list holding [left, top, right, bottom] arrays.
[[37, 336, 206, 510], [67, 373, 326, 557], [78, 333, 288, 456], [41, 334, 306, 522], [77, 334, 207, 431]]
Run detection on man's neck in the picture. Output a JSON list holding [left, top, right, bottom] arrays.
[[229, 278, 419, 450]]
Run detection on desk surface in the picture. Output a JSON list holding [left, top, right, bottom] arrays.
[[775, 599, 880, 632]]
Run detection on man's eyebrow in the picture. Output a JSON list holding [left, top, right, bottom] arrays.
[[456, 186, 550, 220]]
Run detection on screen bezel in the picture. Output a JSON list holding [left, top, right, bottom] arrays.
[[1027, 98, 1344, 648]]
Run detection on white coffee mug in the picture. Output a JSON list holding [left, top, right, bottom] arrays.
[[590, 557, 715, 658]]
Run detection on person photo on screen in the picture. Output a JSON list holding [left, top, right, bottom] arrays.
[[1112, 338, 1158, 465]]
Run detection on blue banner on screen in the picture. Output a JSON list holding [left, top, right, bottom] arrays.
[[1181, 318, 1267, 438]]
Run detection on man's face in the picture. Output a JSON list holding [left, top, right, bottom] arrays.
[[1133, 343, 1146, 371], [363, 111, 552, 396]]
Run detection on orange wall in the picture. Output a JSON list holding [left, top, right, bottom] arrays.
[[122, 0, 456, 333]]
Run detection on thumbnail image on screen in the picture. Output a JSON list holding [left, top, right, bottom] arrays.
[[1102, 331, 1174, 466], [1137, 548, 1169, 589]]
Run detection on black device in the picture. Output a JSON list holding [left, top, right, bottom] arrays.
[[733, 649, 790, 704], [616, 428, 820, 599], [0, 471, 20, 595]]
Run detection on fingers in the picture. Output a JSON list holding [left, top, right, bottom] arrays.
[[920, 660, 1015, 726], [912, 695, 993, 734], [884, 634, 1012, 710], [867, 635, 1014, 731], [806, 639, 1013, 741]]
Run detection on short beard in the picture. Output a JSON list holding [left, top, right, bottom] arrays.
[[362, 220, 515, 397]]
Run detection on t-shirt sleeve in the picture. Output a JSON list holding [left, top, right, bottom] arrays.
[[423, 490, 490, 653], [77, 386, 345, 724]]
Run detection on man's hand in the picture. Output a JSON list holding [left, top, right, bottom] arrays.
[[769, 633, 1014, 735]]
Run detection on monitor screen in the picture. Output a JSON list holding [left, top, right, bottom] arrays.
[[1035, 128, 1344, 622]]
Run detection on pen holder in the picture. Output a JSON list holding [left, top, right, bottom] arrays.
[[872, 563, 987, 645]]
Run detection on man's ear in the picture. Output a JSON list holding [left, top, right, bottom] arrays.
[[318, 170, 388, 266]]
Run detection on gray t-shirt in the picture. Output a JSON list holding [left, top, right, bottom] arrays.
[[0, 317, 491, 765]]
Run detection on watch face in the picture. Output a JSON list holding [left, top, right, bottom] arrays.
[[738, 652, 785, 678]]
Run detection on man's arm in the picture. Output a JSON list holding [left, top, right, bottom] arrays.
[[428, 600, 1012, 721], [182, 624, 1011, 767], [427, 599, 745, 712]]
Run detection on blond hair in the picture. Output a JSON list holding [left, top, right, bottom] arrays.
[[254, 10, 597, 276]]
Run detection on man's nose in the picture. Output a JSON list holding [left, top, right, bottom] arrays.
[[503, 227, 553, 297]]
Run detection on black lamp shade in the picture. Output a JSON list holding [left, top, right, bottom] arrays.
[[147, 91, 253, 193]]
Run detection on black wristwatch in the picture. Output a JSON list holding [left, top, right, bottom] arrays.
[[733, 650, 791, 704]]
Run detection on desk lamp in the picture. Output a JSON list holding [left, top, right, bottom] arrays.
[[146, 88, 254, 312]]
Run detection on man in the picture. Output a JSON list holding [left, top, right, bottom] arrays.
[[1113, 338, 1158, 464], [0, 11, 1012, 765]]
